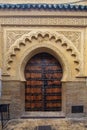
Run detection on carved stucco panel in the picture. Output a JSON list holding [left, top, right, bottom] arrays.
[[5, 30, 81, 52], [3, 30, 82, 81], [59, 31, 81, 52], [6, 30, 31, 50], [0, 17, 87, 26], [2, 28, 85, 81]]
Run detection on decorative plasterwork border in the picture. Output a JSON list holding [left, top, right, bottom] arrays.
[[4, 29, 81, 52], [5, 31, 81, 74], [0, 17, 87, 26]]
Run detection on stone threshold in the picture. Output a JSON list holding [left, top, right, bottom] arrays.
[[21, 112, 65, 119]]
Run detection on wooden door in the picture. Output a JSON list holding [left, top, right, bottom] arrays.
[[25, 53, 63, 111]]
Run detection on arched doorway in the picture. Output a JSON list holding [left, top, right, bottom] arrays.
[[24, 52, 63, 111]]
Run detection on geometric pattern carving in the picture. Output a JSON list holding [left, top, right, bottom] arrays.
[[6, 30, 31, 50], [6, 31, 81, 73], [6, 30, 81, 52], [0, 17, 87, 26], [59, 31, 81, 51]]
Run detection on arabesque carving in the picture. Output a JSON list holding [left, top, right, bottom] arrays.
[[6, 30, 81, 52], [6, 30, 31, 50], [59, 31, 81, 51], [0, 17, 87, 26], [5, 31, 81, 74]]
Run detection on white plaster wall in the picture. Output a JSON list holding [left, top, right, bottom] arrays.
[[0, 0, 86, 4]]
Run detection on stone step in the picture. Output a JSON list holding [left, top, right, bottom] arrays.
[[21, 112, 65, 119]]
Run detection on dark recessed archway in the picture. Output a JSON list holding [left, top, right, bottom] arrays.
[[24, 52, 63, 111]]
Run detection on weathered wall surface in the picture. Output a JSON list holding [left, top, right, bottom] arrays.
[[63, 82, 87, 117], [0, 4, 87, 118], [1, 81, 25, 118]]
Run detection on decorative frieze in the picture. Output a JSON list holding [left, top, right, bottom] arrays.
[[0, 17, 87, 26]]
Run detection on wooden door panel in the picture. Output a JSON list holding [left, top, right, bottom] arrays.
[[46, 103, 61, 108], [26, 88, 42, 93], [46, 88, 61, 93], [25, 73, 42, 78], [26, 81, 43, 86], [47, 81, 61, 86], [46, 95, 61, 100], [29, 66, 42, 70], [25, 95, 42, 100], [45, 66, 61, 70], [26, 103, 43, 108], [45, 73, 62, 78], [25, 53, 62, 111]]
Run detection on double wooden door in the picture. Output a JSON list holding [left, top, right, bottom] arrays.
[[25, 53, 63, 111]]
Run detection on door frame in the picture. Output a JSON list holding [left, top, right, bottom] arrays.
[[19, 44, 69, 116]]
